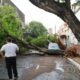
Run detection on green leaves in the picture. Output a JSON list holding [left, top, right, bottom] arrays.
[[2, 14, 21, 36], [48, 35, 57, 43], [30, 35, 48, 47], [27, 21, 47, 38], [0, 5, 22, 46], [0, 5, 22, 37], [23, 21, 48, 47]]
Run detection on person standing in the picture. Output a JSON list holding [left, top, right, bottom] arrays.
[[0, 37, 19, 80]]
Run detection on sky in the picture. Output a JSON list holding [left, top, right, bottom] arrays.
[[11, 0, 80, 34]]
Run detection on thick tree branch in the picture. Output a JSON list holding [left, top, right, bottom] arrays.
[[30, 0, 66, 16], [29, 0, 80, 41]]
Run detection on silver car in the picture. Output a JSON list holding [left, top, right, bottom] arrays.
[[47, 42, 64, 55]]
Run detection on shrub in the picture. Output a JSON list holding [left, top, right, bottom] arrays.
[[48, 35, 57, 42], [30, 35, 48, 47]]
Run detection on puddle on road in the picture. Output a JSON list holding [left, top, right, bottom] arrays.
[[55, 60, 64, 72], [33, 70, 80, 80], [32, 71, 62, 80], [33, 61, 80, 80]]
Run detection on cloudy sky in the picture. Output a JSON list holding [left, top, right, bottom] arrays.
[[11, 0, 80, 33]]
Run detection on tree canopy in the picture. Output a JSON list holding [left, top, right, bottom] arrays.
[[0, 5, 22, 47], [0, 5, 22, 38], [24, 21, 47, 38]]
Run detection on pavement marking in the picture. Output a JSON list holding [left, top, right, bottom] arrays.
[[55, 61, 64, 72], [36, 64, 40, 70], [56, 67, 64, 72]]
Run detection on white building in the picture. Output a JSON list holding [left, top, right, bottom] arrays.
[[57, 23, 78, 47]]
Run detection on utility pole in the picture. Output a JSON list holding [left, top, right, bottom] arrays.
[[55, 25, 56, 34]]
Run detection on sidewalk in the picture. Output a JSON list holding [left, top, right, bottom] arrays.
[[68, 57, 80, 70], [72, 57, 80, 64]]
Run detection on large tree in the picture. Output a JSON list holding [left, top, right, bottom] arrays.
[[0, 5, 23, 47], [0, 5, 46, 52], [29, 0, 80, 41], [24, 21, 47, 38], [0, 5, 22, 38]]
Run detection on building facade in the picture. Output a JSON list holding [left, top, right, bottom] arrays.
[[57, 23, 78, 47]]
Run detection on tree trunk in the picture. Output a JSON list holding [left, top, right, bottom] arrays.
[[4, 31, 47, 53], [7, 34, 47, 53], [29, 0, 80, 42], [59, 7, 80, 41]]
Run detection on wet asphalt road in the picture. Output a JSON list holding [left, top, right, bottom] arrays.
[[0, 55, 80, 80]]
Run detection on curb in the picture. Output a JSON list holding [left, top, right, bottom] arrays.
[[68, 58, 80, 70]]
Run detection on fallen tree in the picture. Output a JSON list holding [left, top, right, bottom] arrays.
[[6, 33, 47, 53]]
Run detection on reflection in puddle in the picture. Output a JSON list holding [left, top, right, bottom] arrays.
[[33, 60, 80, 80], [32, 71, 61, 80], [55, 61, 64, 72]]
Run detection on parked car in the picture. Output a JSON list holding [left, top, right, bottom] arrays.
[[47, 42, 64, 55]]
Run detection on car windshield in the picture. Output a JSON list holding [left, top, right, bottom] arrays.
[[48, 42, 60, 50]]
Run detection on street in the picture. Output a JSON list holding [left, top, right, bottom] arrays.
[[0, 55, 80, 80], [0, 0, 80, 80]]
